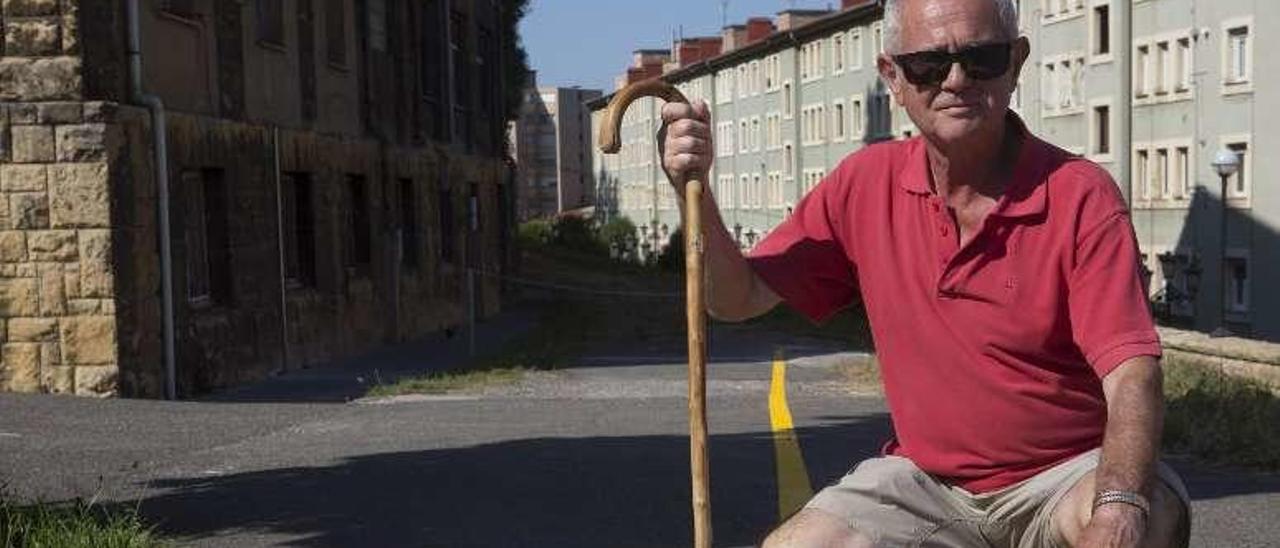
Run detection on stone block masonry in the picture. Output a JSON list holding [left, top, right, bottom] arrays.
[[0, 101, 117, 396], [0, 0, 122, 395]]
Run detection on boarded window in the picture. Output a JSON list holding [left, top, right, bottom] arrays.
[[283, 173, 317, 287], [400, 179, 419, 269], [160, 0, 199, 19], [256, 0, 285, 45], [439, 189, 455, 262], [325, 0, 347, 65], [184, 169, 232, 305], [421, 0, 448, 140], [346, 175, 372, 269]]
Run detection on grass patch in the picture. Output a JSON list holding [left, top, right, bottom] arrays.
[[1, 496, 163, 548], [367, 247, 684, 398], [367, 367, 528, 397], [1162, 357, 1280, 470]]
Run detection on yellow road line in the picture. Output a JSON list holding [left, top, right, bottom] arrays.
[[769, 350, 813, 520]]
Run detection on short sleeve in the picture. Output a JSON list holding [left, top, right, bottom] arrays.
[[746, 176, 858, 323], [1068, 210, 1162, 377]]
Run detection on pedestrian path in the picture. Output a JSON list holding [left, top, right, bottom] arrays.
[[201, 307, 540, 403]]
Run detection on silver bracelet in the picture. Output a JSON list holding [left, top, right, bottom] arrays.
[[1093, 490, 1151, 519]]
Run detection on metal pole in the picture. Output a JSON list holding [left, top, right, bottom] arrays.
[[1213, 174, 1232, 337], [468, 267, 477, 356]]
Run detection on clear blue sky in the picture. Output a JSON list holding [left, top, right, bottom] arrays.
[[519, 1, 839, 92]]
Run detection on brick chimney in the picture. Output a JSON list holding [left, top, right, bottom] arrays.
[[676, 36, 723, 67], [776, 9, 833, 32], [720, 24, 747, 52], [745, 17, 775, 43]]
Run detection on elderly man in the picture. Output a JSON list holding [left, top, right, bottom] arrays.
[[659, 0, 1190, 546]]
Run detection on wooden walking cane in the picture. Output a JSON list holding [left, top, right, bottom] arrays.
[[598, 78, 711, 548]]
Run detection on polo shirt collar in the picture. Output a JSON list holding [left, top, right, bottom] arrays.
[[897, 112, 1048, 219]]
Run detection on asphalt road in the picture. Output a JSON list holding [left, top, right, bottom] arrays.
[[0, 324, 1277, 547]]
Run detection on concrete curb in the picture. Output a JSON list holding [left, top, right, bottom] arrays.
[[1159, 327, 1280, 392]]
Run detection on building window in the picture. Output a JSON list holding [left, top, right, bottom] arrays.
[[1225, 24, 1251, 84], [1226, 141, 1249, 199], [1135, 149, 1150, 201], [1175, 38, 1191, 91], [184, 169, 232, 305], [468, 183, 480, 232], [282, 173, 317, 287], [850, 28, 864, 70], [833, 34, 845, 73], [450, 10, 470, 142], [160, 0, 198, 19], [439, 189, 455, 262], [325, 0, 346, 66], [1175, 146, 1190, 199], [1092, 4, 1110, 56], [739, 119, 749, 153], [346, 175, 372, 270], [1157, 148, 1170, 197], [782, 82, 793, 118], [833, 102, 846, 141], [1092, 104, 1110, 156], [1135, 45, 1150, 96], [422, 0, 447, 141], [851, 95, 864, 138], [1225, 254, 1250, 313], [400, 178, 419, 269], [871, 22, 883, 54], [256, 0, 285, 46], [783, 143, 793, 174]]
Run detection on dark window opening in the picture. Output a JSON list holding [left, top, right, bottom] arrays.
[[256, 0, 285, 46], [346, 175, 372, 270], [160, 0, 199, 19], [1094, 105, 1110, 155], [468, 183, 480, 232], [283, 173, 317, 287], [421, 1, 448, 141], [1094, 5, 1110, 56], [400, 178, 419, 269], [450, 11, 471, 144], [439, 189, 455, 262], [184, 169, 233, 306], [325, 0, 347, 65]]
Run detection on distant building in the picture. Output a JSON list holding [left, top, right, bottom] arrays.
[[0, 0, 516, 397], [592, 0, 1280, 340], [510, 75, 601, 219]]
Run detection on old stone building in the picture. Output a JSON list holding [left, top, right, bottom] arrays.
[[0, 0, 516, 398]]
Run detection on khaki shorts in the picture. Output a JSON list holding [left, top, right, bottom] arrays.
[[806, 449, 1190, 548]]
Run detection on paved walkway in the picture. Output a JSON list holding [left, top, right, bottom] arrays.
[[0, 313, 1276, 546]]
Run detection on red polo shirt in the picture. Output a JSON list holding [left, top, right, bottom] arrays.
[[747, 117, 1161, 493]]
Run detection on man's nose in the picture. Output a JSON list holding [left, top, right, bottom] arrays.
[[940, 61, 972, 92]]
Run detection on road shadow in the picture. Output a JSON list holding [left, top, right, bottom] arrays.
[[119, 416, 892, 547]]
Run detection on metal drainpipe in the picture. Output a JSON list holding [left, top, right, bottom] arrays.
[[272, 127, 290, 374], [126, 0, 178, 400]]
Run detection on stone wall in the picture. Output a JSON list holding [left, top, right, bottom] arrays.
[[109, 108, 508, 398], [0, 0, 121, 396]]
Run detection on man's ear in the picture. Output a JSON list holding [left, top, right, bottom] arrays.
[[876, 53, 905, 105], [1010, 36, 1031, 81]]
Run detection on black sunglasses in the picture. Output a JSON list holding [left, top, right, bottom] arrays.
[[891, 42, 1013, 86]]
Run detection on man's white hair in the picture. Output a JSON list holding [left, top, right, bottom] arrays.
[[882, 0, 1020, 54]]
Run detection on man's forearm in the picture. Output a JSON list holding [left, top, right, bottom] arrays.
[[675, 183, 778, 321], [1096, 355, 1164, 503]]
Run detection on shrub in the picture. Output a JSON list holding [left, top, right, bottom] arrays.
[[598, 217, 639, 262], [517, 219, 553, 248]]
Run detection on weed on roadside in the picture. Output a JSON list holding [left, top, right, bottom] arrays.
[[1162, 358, 1280, 470], [0, 494, 164, 548]]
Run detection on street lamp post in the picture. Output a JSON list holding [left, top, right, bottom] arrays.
[[1210, 149, 1241, 338]]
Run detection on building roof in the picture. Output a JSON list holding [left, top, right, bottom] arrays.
[[588, 0, 883, 110]]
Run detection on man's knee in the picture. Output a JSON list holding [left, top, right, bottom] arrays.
[[1054, 472, 1188, 548], [762, 508, 874, 548]]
